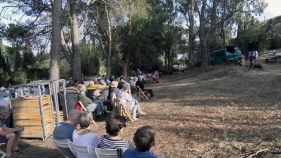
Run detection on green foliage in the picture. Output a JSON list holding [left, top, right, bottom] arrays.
[[233, 19, 270, 55], [268, 23, 281, 49], [80, 41, 102, 77], [60, 59, 71, 79]]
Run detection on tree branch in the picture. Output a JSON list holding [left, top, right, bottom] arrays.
[[79, 0, 96, 34], [61, 31, 72, 64]]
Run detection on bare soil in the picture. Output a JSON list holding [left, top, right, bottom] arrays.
[[5, 59, 281, 158]]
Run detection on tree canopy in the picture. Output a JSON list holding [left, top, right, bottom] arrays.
[[0, 0, 278, 84]]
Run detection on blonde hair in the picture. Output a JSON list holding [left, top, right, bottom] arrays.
[[89, 81, 94, 86]]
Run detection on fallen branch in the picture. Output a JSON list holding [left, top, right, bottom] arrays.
[[250, 142, 265, 151], [247, 148, 269, 158]]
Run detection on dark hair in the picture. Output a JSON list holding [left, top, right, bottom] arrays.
[[117, 82, 125, 90], [106, 116, 126, 136], [133, 126, 155, 152]]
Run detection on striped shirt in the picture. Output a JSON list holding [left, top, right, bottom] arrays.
[[99, 135, 135, 151]]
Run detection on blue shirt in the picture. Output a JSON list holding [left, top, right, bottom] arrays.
[[53, 122, 76, 141], [123, 148, 160, 158]]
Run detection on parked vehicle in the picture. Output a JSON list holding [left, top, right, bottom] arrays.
[[210, 46, 242, 66]]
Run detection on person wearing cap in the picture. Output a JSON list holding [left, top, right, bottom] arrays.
[[107, 81, 120, 101]]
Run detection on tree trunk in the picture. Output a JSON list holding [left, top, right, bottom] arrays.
[[105, 5, 112, 78], [200, 37, 208, 71], [188, 0, 195, 68], [106, 57, 111, 78], [122, 62, 128, 78], [49, 0, 62, 80], [69, 0, 81, 80]]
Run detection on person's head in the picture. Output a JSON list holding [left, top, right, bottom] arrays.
[[78, 112, 92, 128], [89, 81, 95, 86], [97, 85, 104, 92], [111, 81, 118, 88], [134, 77, 138, 82], [67, 109, 81, 126], [0, 101, 10, 119], [106, 116, 126, 136], [100, 80, 106, 85], [117, 81, 125, 89], [0, 87, 6, 92], [138, 76, 143, 81], [133, 126, 155, 152], [77, 84, 86, 92], [122, 83, 130, 92]]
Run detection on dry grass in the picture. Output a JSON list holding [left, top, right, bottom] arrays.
[[6, 61, 281, 158]]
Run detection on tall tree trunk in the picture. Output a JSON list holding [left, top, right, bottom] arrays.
[[199, 0, 209, 71], [49, 0, 62, 80], [69, 0, 81, 80], [122, 62, 128, 78], [200, 36, 208, 71], [164, 51, 167, 69], [105, 5, 112, 78], [122, 53, 130, 78], [188, 0, 195, 68]]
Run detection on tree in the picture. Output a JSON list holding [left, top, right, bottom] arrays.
[[196, 0, 267, 70], [179, 0, 196, 68], [49, 0, 62, 80]]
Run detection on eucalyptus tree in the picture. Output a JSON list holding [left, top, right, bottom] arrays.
[[196, 0, 267, 70], [179, 0, 196, 68], [86, 0, 121, 78], [1, 0, 97, 80], [60, 0, 96, 80], [49, 0, 62, 80], [111, 0, 152, 77]]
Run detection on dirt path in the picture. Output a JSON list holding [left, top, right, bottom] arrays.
[[12, 64, 281, 158]]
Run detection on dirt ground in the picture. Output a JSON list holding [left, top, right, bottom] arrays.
[[5, 58, 281, 158]]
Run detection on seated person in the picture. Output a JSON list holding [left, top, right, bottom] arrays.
[[128, 77, 135, 87], [119, 83, 146, 121], [108, 81, 120, 99], [53, 109, 81, 158], [93, 85, 111, 111], [77, 84, 104, 118], [0, 101, 24, 158], [136, 76, 155, 99], [53, 109, 81, 141], [72, 112, 100, 158], [123, 126, 160, 158], [86, 81, 98, 99], [99, 116, 134, 151]]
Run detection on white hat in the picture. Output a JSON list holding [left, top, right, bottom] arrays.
[[0, 87, 5, 91]]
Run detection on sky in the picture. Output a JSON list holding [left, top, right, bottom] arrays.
[[258, 0, 281, 21]]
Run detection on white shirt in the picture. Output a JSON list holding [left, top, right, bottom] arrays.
[[72, 130, 100, 158]]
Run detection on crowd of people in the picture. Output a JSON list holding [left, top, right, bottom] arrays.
[[69, 74, 155, 121], [53, 110, 160, 158], [0, 72, 159, 157]]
